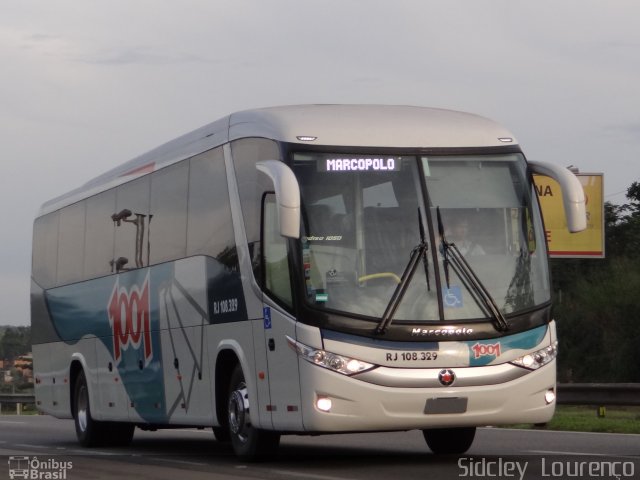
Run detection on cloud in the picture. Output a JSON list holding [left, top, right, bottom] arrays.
[[603, 122, 640, 143], [74, 47, 215, 66]]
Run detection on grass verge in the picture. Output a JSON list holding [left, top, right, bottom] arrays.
[[509, 405, 640, 434]]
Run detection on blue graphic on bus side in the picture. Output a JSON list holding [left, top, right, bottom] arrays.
[[263, 306, 272, 329], [466, 324, 548, 367], [43, 256, 246, 423]]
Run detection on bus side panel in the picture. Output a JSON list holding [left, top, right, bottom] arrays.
[[32, 279, 98, 420], [159, 257, 214, 425], [261, 302, 302, 430], [37, 338, 95, 420], [31, 278, 57, 416], [45, 267, 168, 423], [32, 342, 54, 415], [95, 337, 129, 421]]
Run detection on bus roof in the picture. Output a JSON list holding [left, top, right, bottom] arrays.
[[38, 105, 518, 216]]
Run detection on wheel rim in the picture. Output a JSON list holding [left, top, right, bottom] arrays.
[[228, 384, 250, 443], [76, 384, 88, 433]]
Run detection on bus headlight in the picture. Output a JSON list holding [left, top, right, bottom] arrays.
[[510, 341, 558, 370], [287, 336, 376, 375]]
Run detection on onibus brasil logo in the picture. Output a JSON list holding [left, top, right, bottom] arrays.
[[108, 273, 153, 365], [8, 456, 72, 479]]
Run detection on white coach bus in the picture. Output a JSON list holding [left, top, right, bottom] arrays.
[[31, 105, 586, 460]]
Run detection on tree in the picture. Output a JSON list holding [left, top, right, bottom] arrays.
[[0, 326, 31, 361]]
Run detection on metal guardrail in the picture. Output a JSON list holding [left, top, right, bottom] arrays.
[[0, 393, 35, 415], [556, 383, 640, 406], [0, 384, 638, 414], [0, 393, 35, 405]]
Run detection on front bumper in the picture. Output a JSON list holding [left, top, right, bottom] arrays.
[[299, 358, 556, 432]]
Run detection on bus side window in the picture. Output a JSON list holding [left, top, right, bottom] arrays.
[[262, 193, 293, 308], [113, 176, 151, 270], [231, 137, 281, 282], [32, 211, 59, 288], [57, 201, 86, 285]]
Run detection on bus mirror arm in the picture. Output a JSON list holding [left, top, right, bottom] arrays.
[[528, 160, 587, 233], [256, 160, 301, 238]]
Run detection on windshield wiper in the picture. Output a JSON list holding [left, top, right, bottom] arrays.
[[375, 209, 429, 335], [436, 207, 509, 332]]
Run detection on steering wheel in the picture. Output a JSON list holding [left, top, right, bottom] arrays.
[[358, 272, 402, 284]]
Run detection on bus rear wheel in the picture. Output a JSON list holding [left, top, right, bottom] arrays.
[[227, 364, 280, 461], [422, 427, 476, 454], [74, 370, 103, 447], [73, 369, 134, 447]]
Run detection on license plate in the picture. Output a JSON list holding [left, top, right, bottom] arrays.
[[425, 397, 468, 414], [384, 351, 438, 362]]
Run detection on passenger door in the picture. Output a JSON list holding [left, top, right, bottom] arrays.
[[260, 194, 303, 430]]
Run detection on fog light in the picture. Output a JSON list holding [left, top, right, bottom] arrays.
[[316, 397, 332, 412], [545, 389, 556, 404]]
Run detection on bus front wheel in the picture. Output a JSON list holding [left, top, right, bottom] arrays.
[[423, 427, 476, 454], [227, 364, 280, 461]]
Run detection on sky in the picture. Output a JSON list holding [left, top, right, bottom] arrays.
[[1, 1, 639, 327]]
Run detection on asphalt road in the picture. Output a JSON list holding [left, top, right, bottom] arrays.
[[1, 415, 638, 480]]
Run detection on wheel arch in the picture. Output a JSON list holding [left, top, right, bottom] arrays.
[[214, 348, 240, 428], [68, 354, 92, 419]]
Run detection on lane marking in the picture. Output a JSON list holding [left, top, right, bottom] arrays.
[[64, 449, 121, 456], [14, 444, 48, 449], [154, 457, 207, 467], [529, 450, 640, 460], [271, 470, 353, 480], [0, 421, 26, 425]]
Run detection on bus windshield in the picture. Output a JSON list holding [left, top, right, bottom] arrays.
[[292, 152, 550, 323]]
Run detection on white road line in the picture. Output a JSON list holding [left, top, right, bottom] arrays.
[[529, 450, 640, 460], [0, 421, 26, 425], [154, 457, 207, 467], [14, 444, 48, 449], [64, 449, 121, 456], [271, 469, 354, 480]]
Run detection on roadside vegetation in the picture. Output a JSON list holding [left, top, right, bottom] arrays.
[[552, 181, 640, 383], [0, 326, 33, 394], [510, 406, 640, 435]]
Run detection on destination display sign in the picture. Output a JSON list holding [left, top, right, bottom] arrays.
[[318, 156, 402, 172]]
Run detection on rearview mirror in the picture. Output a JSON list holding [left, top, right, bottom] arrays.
[[528, 161, 587, 233], [256, 160, 301, 238]]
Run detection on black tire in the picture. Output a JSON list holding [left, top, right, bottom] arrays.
[[103, 422, 135, 447], [423, 427, 476, 455], [212, 426, 230, 442], [227, 364, 280, 461], [74, 370, 104, 447], [73, 370, 134, 447]]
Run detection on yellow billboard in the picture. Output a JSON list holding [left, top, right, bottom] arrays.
[[534, 173, 604, 258]]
